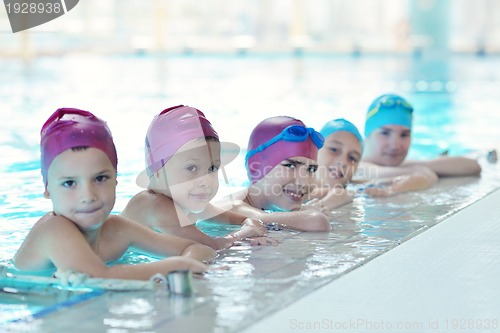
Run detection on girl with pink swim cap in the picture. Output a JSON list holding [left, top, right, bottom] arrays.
[[122, 105, 276, 251], [14, 108, 216, 280], [217, 116, 330, 232]]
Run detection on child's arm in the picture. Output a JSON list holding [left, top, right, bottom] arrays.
[[122, 193, 267, 250], [197, 203, 249, 225], [355, 161, 419, 180], [364, 166, 438, 197], [110, 215, 217, 262], [229, 201, 330, 232], [14, 216, 208, 281], [102, 257, 208, 280], [194, 203, 268, 236], [403, 156, 481, 177], [305, 186, 354, 211]]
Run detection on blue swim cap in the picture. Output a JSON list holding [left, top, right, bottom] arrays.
[[320, 118, 363, 145], [364, 94, 413, 138]]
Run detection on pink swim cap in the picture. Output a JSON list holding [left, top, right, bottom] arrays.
[[245, 116, 323, 183], [136, 105, 242, 188], [144, 105, 219, 176], [40, 108, 118, 185]]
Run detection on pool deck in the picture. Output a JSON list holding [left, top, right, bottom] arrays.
[[244, 186, 500, 333], [2, 161, 499, 333]]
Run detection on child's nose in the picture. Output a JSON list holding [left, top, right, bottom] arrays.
[[388, 135, 402, 149], [337, 158, 347, 168], [294, 167, 309, 185], [80, 183, 97, 203], [197, 173, 213, 188]]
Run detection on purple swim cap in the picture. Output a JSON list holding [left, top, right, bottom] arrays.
[[245, 116, 322, 184], [40, 108, 118, 185]]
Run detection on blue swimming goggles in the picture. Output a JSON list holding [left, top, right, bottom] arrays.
[[246, 125, 324, 160], [367, 95, 413, 119]]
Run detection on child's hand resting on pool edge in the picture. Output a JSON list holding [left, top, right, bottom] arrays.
[[228, 218, 280, 246], [240, 236, 281, 246], [240, 218, 268, 237], [363, 170, 438, 198]]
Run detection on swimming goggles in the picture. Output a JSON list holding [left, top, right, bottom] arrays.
[[367, 95, 413, 119], [246, 125, 324, 160]]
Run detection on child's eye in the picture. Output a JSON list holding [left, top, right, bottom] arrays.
[[329, 147, 338, 153], [401, 132, 411, 138], [209, 164, 219, 173], [281, 163, 295, 169], [95, 175, 109, 183], [380, 130, 390, 136], [62, 180, 76, 188], [349, 155, 359, 164], [307, 165, 318, 174], [186, 165, 198, 173]]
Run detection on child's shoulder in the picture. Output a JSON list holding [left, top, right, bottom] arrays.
[[128, 190, 174, 207], [24, 212, 82, 246], [122, 190, 178, 227], [33, 212, 77, 230]]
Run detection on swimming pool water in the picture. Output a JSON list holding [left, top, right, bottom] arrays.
[[1, 53, 500, 328]]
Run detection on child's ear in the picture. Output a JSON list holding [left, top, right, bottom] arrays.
[[43, 189, 50, 199]]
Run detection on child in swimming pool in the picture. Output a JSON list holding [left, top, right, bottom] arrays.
[[217, 116, 330, 232], [13, 108, 216, 280], [308, 118, 438, 208], [306, 118, 363, 209], [121, 105, 270, 251], [356, 94, 481, 182]]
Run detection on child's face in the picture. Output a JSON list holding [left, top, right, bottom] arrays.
[[156, 139, 221, 214], [317, 131, 362, 187], [253, 156, 318, 211], [44, 147, 117, 231], [363, 125, 411, 166]]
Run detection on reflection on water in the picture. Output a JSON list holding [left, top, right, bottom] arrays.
[[0, 54, 500, 330]]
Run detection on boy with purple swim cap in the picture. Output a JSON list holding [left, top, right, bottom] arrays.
[[40, 108, 118, 186], [14, 107, 215, 280], [218, 116, 330, 232], [123, 105, 273, 250]]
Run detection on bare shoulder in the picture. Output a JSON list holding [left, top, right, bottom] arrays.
[[103, 214, 153, 231], [14, 213, 84, 268], [100, 214, 147, 244], [30, 213, 81, 237], [121, 190, 180, 229]]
